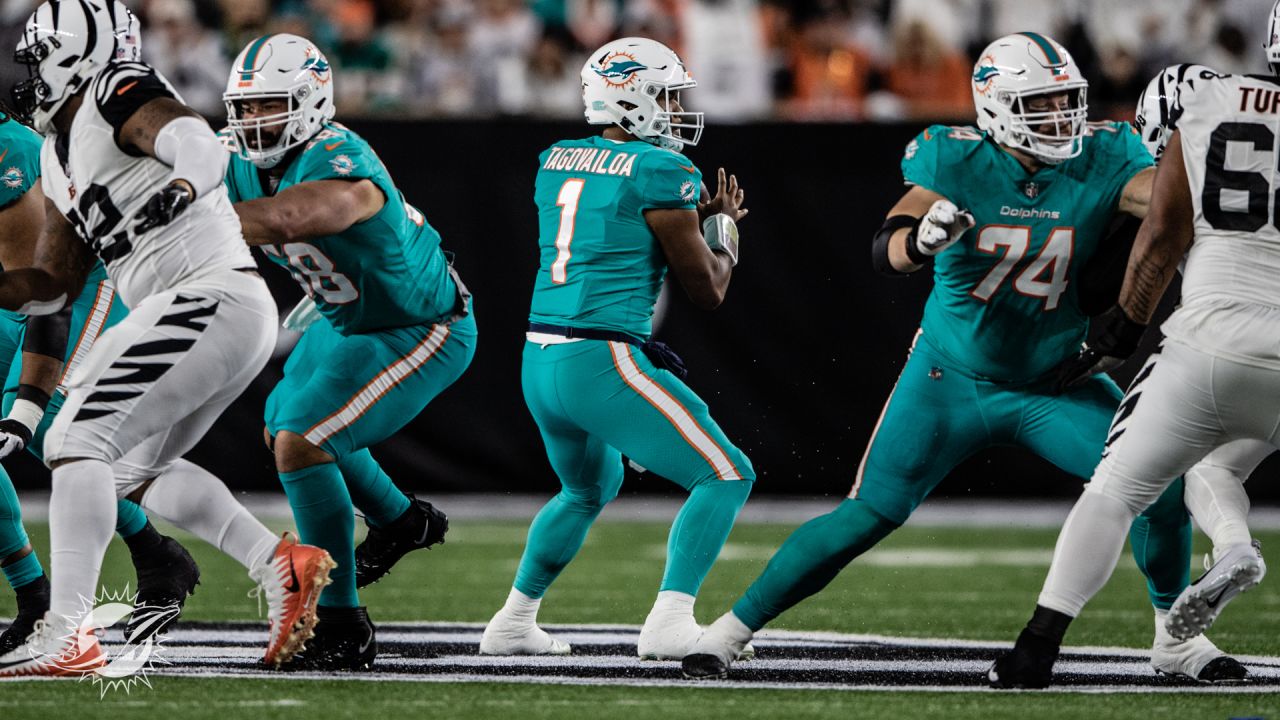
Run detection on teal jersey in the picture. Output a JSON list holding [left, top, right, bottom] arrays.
[[223, 122, 457, 334], [901, 123, 1152, 382], [528, 136, 702, 339], [0, 117, 44, 323]]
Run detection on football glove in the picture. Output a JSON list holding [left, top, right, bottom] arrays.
[[1053, 306, 1147, 393], [134, 180, 195, 234], [0, 418, 31, 459], [911, 200, 975, 259]]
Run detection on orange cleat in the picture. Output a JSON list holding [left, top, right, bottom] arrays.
[[249, 533, 335, 667], [0, 619, 107, 677]]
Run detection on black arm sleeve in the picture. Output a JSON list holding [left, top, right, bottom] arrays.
[[871, 215, 921, 277], [1078, 215, 1141, 317], [22, 305, 70, 360], [93, 61, 176, 156]]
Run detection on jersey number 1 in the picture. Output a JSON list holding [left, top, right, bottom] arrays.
[[971, 226, 1073, 311], [550, 179, 585, 284]]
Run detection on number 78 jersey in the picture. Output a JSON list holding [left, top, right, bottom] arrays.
[[901, 122, 1152, 382], [223, 122, 458, 334], [1161, 73, 1280, 369]]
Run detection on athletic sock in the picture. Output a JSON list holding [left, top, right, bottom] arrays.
[[660, 479, 752, 596], [121, 520, 163, 555], [339, 449, 410, 528], [280, 462, 357, 608], [513, 489, 611, 599], [498, 586, 542, 623], [733, 498, 899, 631], [48, 460, 116, 630], [140, 459, 277, 571], [1039, 489, 1136, 616], [1025, 604, 1073, 644], [1, 551, 43, 591], [1129, 477, 1193, 611], [114, 498, 149, 538]]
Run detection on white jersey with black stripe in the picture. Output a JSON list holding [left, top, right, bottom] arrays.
[[39, 60, 252, 309], [1161, 72, 1280, 370]]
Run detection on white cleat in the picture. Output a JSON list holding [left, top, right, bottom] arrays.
[[479, 612, 571, 656], [638, 608, 754, 660], [1166, 540, 1265, 641], [680, 612, 755, 680], [1151, 610, 1247, 683], [0, 618, 106, 678]]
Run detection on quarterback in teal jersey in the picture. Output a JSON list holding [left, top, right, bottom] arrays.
[[0, 98, 199, 649], [684, 32, 1242, 683], [223, 34, 474, 670], [480, 37, 754, 661]]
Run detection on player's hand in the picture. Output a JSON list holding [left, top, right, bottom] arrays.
[[913, 200, 974, 256], [0, 418, 32, 460], [1052, 307, 1147, 393], [697, 168, 747, 224], [134, 179, 195, 234]]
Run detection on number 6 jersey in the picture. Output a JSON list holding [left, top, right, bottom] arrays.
[[39, 61, 251, 309], [1161, 72, 1280, 370]]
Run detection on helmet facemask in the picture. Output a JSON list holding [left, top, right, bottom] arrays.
[[1000, 86, 1088, 164], [224, 92, 310, 169], [630, 80, 703, 151]]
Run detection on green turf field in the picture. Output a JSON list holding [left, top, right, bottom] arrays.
[[2, 514, 1278, 718]]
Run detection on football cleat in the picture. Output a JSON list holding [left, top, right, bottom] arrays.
[[249, 533, 335, 667], [127, 535, 201, 642], [680, 612, 754, 680], [988, 629, 1059, 689], [1166, 540, 1265, 641], [281, 605, 376, 671], [354, 494, 448, 588], [638, 607, 756, 661], [479, 610, 571, 656], [0, 618, 106, 677], [0, 575, 49, 656], [1152, 610, 1247, 682]]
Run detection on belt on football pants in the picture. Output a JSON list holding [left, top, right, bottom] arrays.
[[527, 322, 688, 379]]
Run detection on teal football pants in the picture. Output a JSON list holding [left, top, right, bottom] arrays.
[[514, 339, 754, 599], [733, 331, 1191, 631]]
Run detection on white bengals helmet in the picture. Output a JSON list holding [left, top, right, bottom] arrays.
[[582, 37, 703, 151], [1134, 64, 1217, 162], [223, 34, 335, 169], [1267, 0, 1280, 74], [971, 32, 1088, 164], [12, 0, 141, 134]]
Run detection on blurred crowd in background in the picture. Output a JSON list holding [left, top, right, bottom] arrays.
[[0, 0, 1272, 122]]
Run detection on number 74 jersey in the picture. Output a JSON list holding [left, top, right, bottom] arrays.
[[901, 122, 1153, 382], [1161, 72, 1280, 369]]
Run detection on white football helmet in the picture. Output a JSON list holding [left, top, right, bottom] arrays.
[[582, 37, 703, 151], [223, 34, 335, 169], [1134, 64, 1217, 162], [12, 0, 141, 134], [971, 32, 1088, 164]]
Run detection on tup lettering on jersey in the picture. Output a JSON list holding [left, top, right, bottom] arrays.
[[542, 145, 637, 176]]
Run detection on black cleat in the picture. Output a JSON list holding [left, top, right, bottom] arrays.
[[354, 495, 448, 588], [280, 605, 376, 671], [0, 574, 49, 655], [682, 653, 729, 680], [127, 535, 200, 642], [988, 629, 1059, 689], [1196, 656, 1249, 683]]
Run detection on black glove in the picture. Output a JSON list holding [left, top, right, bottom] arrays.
[[1053, 306, 1147, 393], [134, 180, 195, 234], [0, 418, 32, 459]]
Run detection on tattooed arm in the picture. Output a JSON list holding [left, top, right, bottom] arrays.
[[0, 197, 93, 313], [1118, 129, 1195, 323]]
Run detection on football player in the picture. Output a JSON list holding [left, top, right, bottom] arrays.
[[479, 37, 754, 661], [684, 33, 1240, 683], [0, 0, 333, 677], [991, 20, 1280, 682], [223, 34, 475, 670], [0, 4, 199, 654]]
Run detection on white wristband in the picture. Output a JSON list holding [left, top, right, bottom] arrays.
[[17, 294, 67, 316], [702, 213, 739, 266], [7, 398, 43, 435]]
